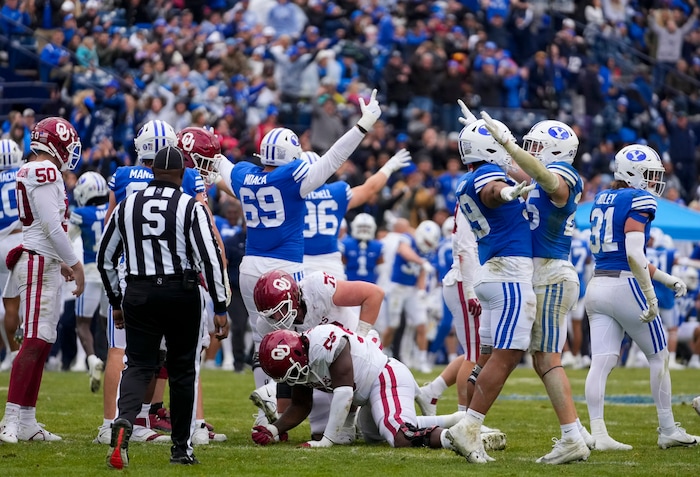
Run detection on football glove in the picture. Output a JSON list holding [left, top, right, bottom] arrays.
[[639, 297, 660, 324], [251, 424, 287, 445], [357, 89, 382, 132], [457, 99, 477, 126], [500, 181, 535, 202]]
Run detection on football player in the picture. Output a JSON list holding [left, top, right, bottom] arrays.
[[446, 118, 536, 464], [301, 148, 411, 278], [340, 213, 384, 283], [675, 265, 699, 368], [483, 114, 592, 463], [564, 229, 592, 369], [0, 139, 23, 373], [209, 90, 382, 425], [380, 220, 441, 373], [253, 325, 470, 451], [69, 171, 109, 393], [583, 144, 696, 450], [0, 118, 85, 443]]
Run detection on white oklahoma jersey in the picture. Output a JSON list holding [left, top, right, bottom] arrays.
[[256, 271, 359, 336], [16, 159, 76, 263], [303, 324, 388, 405]]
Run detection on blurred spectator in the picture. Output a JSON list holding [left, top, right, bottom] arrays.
[[92, 79, 127, 150], [77, 0, 100, 33], [436, 60, 467, 133], [309, 88, 345, 155], [1, 117, 28, 158], [585, 0, 605, 26], [663, 107, 698, 202], [75, 35, 99, 69], [39, 29, 72, 84], [383, 51, 412, 131], [0, 0, 31, 35], [648, 6, 699, 89], [266, 0, 307, 39]]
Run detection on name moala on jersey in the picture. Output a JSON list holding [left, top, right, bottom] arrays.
[[128, 169, 153, 180], [0, 171, 17, 182], [306, 189, 332, 200], [244, 174, 266, 185], [595, 193, 616, 205]]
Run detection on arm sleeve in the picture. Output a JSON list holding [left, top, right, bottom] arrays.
[[218, 159, 235, 196], [626, 231, 655, 299], [190, 202, 228, 313], [454, 212, 478, 297], [97, 205, 124, 308], [502, 141, 559, 194], [32, 184, 79, 266], [324, 385, 354, 443], [300, 127, 365, 196]]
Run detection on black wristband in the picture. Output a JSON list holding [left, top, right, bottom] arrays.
[[356, 124, 368, 134]]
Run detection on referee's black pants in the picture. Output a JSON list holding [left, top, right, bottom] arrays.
[[118, 278, 201, 450]]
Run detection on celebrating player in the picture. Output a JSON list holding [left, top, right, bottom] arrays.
[[584, 144, 696, 450]]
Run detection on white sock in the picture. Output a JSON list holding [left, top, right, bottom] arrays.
[[3, 402, 20, 423], [575, 417, 584, 432], [102, 418, 114, 427], [427, 376, 448, 397], [561, 421, 581, 441], [19, 406, 36, 427], [466, 409, 485, 425], [221, 336, 233, 363], [195, 419, 205, 428], [137, 403, 150, 420], [457, 404, 467, 412], [669, 351, 677, 363]]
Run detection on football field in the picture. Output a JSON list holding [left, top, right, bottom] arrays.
[[1, 366, 699, 476]]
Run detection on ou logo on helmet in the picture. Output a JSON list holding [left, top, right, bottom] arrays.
[[273, 276, 292, 291], [55, 121, 72, 142], [548, 126, 570, 140], [180, 132, 196, 152], [625, 149, 647, 162], [271, 344, 291, 361]]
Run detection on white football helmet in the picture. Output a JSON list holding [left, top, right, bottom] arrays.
[[613, 144, 665, 196], [458, 119, 512, 171], [134, 119, 177, 163], [522, 120, 578, 165], [350, 213, 377, 241], [441, 216, 455, 239], [74, 171, 109, 206], [672, 265, 699, 291], [0, 139, 22, 169], [300, 151, 321, 165], [258, 127, 302, 166], [415, 220, 441, 254]]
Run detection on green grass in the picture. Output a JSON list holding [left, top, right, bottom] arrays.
[[1, 366, 699, 476]]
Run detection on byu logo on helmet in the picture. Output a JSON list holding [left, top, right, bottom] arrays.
[[289, 134, 300, 146], [271, 344, 291, 360], [477, 125, 490, 136], [625, 149, 647, 161], [548, 126, 570, 140]]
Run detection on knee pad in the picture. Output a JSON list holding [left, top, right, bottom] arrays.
[[399, 423, 437, 448], [468, 364, 482, 386], [277, 381, 292, 400], [480, 344, 493, 355]]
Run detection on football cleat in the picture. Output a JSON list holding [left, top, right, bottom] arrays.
[[592, 434, 632, 451], [170, 445, 200, 465], [657, 423, 699, 449], [579, 425, 595, 450], [94, 423, 112, 444], [132, 418, 170, 443], [481, 431, 507, 452], [446, 418, 491, 464], [192, 422, 227, 445], [692, 396, 700, 416], [88, 356, 104, 393], [249, 382, 278, 424], [0, 419, 19, 444], [536, 437, 590, 464], [107, 418, 132, 470], [17, 422, 62, 441], [416, 384, 439, 416], [149, 408, 172, 433]]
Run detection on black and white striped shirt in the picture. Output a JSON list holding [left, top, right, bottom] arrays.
[[97, 180, 228, 314]]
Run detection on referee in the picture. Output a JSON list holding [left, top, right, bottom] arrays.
[[97, 146, 228, 468]]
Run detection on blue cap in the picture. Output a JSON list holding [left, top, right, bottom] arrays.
[[163, 38, 174, 47], [483, 57, 497, 67], [154, 18, 167, 27], [402, 162, 418, 175], [93, 25, 104, 33], [223, 106, 235, 116], [485, 41, 497, 50], [267, 104, 279, 116], [64, 13, 74, 21], [308, 26, 319, 35], [231, 74, 246, 83], [397, 132, 409, 143], [452, 26, 464, 35], [105, 79, 120, 89], [350, 10, 363, 21], [287, 45, 299, 57]]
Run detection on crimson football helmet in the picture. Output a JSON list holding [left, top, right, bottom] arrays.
[[258, 329, 310, 384], [177, 127, 224, 185], [253, 270, 301, 330], [30, 117, 81, 171]]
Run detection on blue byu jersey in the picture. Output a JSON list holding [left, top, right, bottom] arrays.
[[0, 167, 19, 232], [527, 162, 583, 260], [569, 236, 591, 299], [590, 188, 656, 271], [391, 234, 425, 286], [647, 247, 677, 309], [455, 164, 532, 264], [214, 215, 241, 240], [340, 237, 383, 283], [677, 287, 698, 322], [70, 203, 108, 264], [229, 160, 309, 262], [303, 181, 351, 255], [436, 171, 460, 212], [436, 237, 453, 281], [109, 165, 204, 202]]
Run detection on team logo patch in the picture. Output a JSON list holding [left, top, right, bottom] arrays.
[[548, 126, 570, 140], [625, 149, 647, 161], [289, 134, 300, 146], [477, 125, 490, 136]]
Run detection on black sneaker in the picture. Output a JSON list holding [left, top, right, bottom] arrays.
[[170, 445, 200, 465], [107, 419, 132, 469]]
